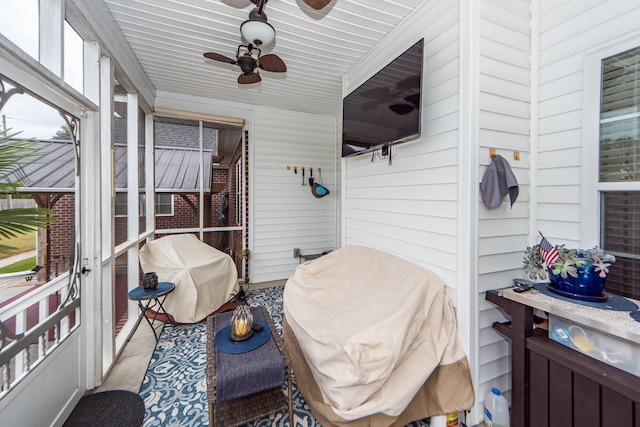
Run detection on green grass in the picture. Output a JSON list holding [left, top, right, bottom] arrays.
[[0, 230, 36, 259], [0, 256, 36, 274]]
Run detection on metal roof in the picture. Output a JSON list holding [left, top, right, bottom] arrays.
[[5, 140, 213, 193]]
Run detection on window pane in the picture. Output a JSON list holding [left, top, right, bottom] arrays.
[[154, 117, 204, 231], [114, 87, 128, 244], [63, 21, 84, 93], [600, 46, 640, 182], [156, 194, 173, 215], [0, 0, 38, 59], [601, 192, 640, 300], [114, 193, 127, 216]]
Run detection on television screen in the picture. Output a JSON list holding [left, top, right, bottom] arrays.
[[342, 39, 424, 157]]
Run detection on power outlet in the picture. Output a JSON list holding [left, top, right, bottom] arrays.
[[293, 248, 300, 258]]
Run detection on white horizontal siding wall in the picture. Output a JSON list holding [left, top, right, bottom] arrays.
[[476, 0, 532, 417], [343, 0, 461, 290], [343, 0, 534, 424], [250, 106, 338, 283], [537, 0, 640, 247]]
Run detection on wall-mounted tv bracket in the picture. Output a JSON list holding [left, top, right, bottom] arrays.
[[371, 144, 394, 166]]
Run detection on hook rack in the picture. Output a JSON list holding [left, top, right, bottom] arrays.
[[489, 148, 520, 161], [286, 165, 323, 173]]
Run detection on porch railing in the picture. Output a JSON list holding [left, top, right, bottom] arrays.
[[0, 273, 80, 399]]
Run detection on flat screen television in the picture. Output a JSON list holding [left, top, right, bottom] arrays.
[[342, 38, 424, 157]]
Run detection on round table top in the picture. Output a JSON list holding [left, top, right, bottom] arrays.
[[128, 282, 175, 300]]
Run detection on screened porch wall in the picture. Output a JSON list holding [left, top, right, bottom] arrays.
[[153, 91, 339, 284]]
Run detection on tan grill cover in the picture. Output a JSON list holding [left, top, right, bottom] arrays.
[[139, 234, 238, 323], [283, 245, 474, 422]]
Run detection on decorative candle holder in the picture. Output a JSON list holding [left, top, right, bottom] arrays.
[[142, 272, 158, 291], [229, 286, 254, 341]]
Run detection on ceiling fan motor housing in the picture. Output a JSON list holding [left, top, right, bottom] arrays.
[[237, 54, 257, 74], [248, 7, 268, 22]]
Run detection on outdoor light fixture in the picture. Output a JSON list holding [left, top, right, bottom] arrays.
[[240, 8, 276, 46]]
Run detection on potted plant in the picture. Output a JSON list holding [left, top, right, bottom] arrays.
[[523, 240, 616, 301]]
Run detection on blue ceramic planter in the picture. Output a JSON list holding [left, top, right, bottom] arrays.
[[547, 259, 610, 301]]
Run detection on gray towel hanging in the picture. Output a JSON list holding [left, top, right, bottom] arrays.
[[480, 154, 519, 209]]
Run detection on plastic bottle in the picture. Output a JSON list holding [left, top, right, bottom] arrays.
[[430, 413, 459, 427], [483, 387, 509, 427]]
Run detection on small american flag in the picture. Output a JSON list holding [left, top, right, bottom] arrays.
[[539, 236, 559, 266]]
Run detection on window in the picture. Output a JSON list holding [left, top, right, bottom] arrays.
[[115, 193, 173, 216], [0, 0, 38, 59], [155, 194, 173, 216], [599, 45, 640, 300], [64, 21, 84, 93]]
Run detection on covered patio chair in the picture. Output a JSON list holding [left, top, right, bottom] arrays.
[[139, 234, 239, 323]]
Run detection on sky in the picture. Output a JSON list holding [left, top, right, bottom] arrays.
[[0, 0, 85, 139]]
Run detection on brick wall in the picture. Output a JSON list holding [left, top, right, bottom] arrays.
[[49, 194, 75, 276]]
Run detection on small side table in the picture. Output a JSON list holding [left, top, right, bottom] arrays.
[[206, 307, 293, 426], [127, 282, 175, 340]]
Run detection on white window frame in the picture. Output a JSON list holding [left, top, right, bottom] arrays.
[[155, 193, 174, 216], [114, 192, 173, 217], [582, 34, 640, 247]]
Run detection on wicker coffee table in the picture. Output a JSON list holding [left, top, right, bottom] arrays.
[[206, 307, 293, 426]]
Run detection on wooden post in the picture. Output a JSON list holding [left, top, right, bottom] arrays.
[[510, 300, 534, 427]]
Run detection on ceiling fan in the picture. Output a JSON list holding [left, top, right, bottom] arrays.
[[204, 0, 288, 84], [204, 44, 286, 84], [251, 0, 332, 11]]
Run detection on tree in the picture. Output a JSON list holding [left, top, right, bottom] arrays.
[[52, 125, 71, 140], [0, 128, 52, 253]]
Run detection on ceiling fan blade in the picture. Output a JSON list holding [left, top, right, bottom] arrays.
[[259, 54, 287, 72], [404, 93, 421, 109], [389, 104, 414, 115], [396, 74, 421, 91], [204, 52, 237, 64], [303, 0, 332, 10], [238, 73, 262, 84]]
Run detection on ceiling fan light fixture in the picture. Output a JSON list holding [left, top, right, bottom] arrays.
[[240, 19, 276, 46]]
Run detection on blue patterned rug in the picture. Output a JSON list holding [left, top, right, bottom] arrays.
[[139, 285, 433, 426]]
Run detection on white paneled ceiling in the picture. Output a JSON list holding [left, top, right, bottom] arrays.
[[100, 0, 426, 117]]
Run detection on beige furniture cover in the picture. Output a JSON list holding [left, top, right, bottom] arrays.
[[283, 245, 474, 423], [139, 234, 238, 323]]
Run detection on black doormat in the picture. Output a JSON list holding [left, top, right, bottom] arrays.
[[63, 390, 144, 427]]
